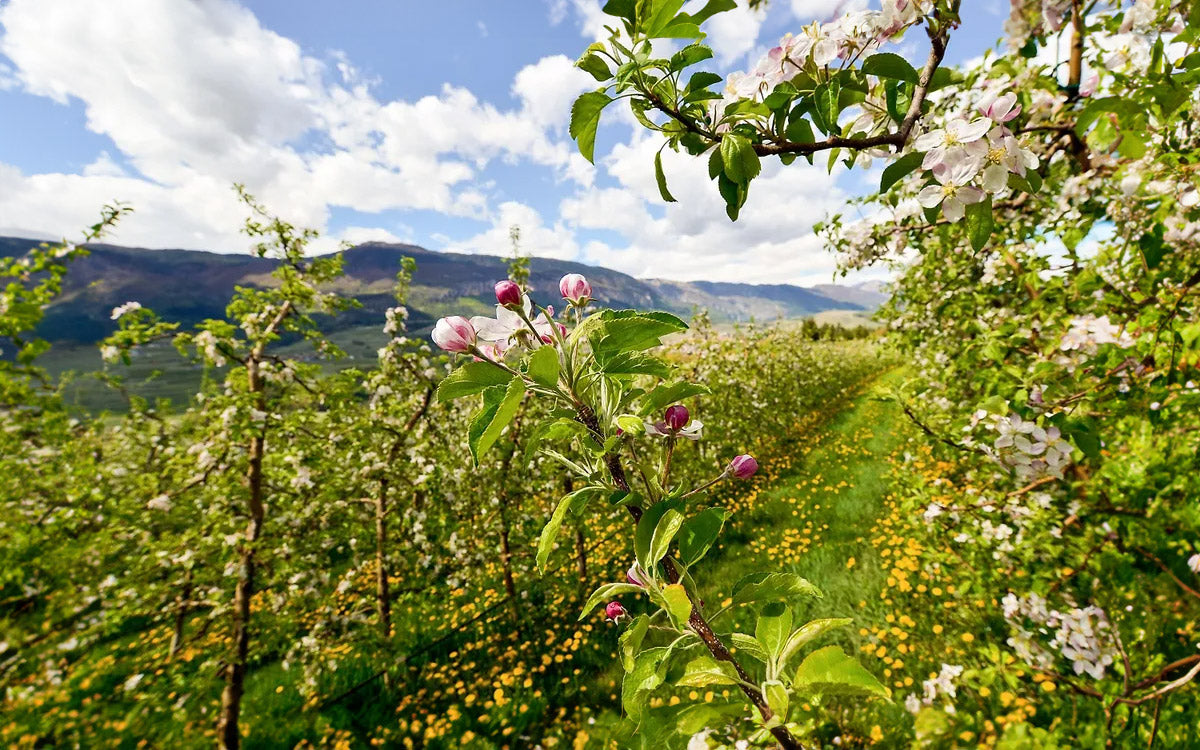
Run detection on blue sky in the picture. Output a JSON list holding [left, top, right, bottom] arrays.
[[0, 0, 1009, 285]]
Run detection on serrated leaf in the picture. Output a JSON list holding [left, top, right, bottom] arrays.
[[732, 571, 822, 607], [675, 655, 739, 687], [647, 508, 685, 567], [570, 90, 614, 163], [730, 633, 767, 662], [778, 618, 853, 668], [762, 679, 789, 720], [468, 377, 525, 464], [536, 488, 597, 571], [654, 150, 677, 202], [576, 53, 612, 82], [623, 647, 666, 721], [861, 52, 919, 83], [755, 601, 793, 660], [640, 381, 710, 416], [527, 345, 560, 388], [677, 507, 730, 567], [436, 361, 513, 402], [620, 615, 650, 672], [965, 196, 993, 251], [719, 133, 760, 185], [793, 645, 889, 699], [661, 583, 693, 628], [669, 43, 713, 72], [880, 151, 924, 193], [580, 582, 643, 620], [812, 79, 841, 135]]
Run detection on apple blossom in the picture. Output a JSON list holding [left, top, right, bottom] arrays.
[[664, 405, 690, 432], [494, 280, 522, 308], [729, 455, 759, 479], [559, 273, 591, 306], [431, 316, 476, 353], [918, 155, 986, 222], [605, 601, 628, 621]]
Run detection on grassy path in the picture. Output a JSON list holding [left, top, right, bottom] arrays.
[[709, 369, 909, 625]]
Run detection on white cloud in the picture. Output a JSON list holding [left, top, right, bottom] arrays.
[[0, 0, 884, 288], [790, 0, 867, 23], [446, 200, 580, 261]]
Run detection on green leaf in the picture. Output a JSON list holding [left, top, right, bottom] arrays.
[[602, 0, 636, 23], [793, 645, 889, 699], [755, 601, 793, 659], [669, 43, 713, 72], [719, 133, 760, 185], [570, 90, 614, 163], [623, 647, 666, 721], [684, 0, 736, 25], [661, 583, 693, 628], [580, 582, 643, 620], [589, 312, 687, 358], [576, 53, 612, 82], [536, 488, 596, 571], [880, 151, 924, 193], [861, 52, 919, 83], [677, 508, 730, 567], [436, 361, 513, 402], [527, 345, 560, 388], [784, 114, 815, 145], [640, 382, 710, 416], [965, 196, 993, 251], [762, 679, 789, 720], [468, 377, 525, 464], [648, 508, 685, 567], [644, 0, 686, 35], [524, 417, 591, 462], [598, 351, 672, 378], [620, 615, 650, 672], [730, 633, 767, 662], [812, 79, 842, 135], [779, 618, 853, 668], [732, 572, 822, 607], [675, 655, 739, 687], [686, 71, 723, 96], [635, 498, 682, 570], [654, 150, 677, 203]]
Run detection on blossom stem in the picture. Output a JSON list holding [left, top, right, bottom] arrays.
[[681, 470, 730, 499]]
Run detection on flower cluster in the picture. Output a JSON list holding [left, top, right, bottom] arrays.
[[904, 662, 965, 715], [987, 413, 1073, 480], [110, 301, 142, 320], [714, 1, 932, 126], [1002, 593, 1117, 680], [915, 92, 1038, 221], [1059, 314, 1134, 356]]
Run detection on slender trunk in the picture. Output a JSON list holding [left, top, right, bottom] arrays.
[[574, 525, 588, 586], [375, 476, 392, 639], [218, 357, 269, 750], [167, 572, 193, 662], [1068, 0, 1084, 93], [498, 509, 519, 620]]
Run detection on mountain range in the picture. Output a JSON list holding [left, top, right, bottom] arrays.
[[0, 236, 887, 347]]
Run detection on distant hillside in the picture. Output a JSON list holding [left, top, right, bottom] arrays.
[[0, 236, 885, 347]]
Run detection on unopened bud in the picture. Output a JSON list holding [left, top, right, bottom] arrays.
[[664, 404, 689, 432], [495, 280, 522, 308], [605, 601, 628, 621], [729, 454, 758, 479]]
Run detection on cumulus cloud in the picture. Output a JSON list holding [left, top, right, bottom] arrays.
[[0, 0, 879, 286]]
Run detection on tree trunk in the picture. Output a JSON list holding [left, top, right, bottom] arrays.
[[498, 509, 518, 621], [574, 525, 588, 586], [167, 572, 193, 662], [376, 477, 392, 640], [218, 360, 268, 750]]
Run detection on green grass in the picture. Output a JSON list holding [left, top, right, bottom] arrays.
[[583, 371, 912, 744]]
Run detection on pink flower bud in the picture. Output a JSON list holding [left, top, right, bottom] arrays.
[[605, 601, 627, 621], [980, 92, 1020, 123], [664, 404, 689, 432], [431, 316, 476, 353], [729, 454, 758, 479], [494, 280, 522, 308], [559, 273, 592, 305], [1080, 72, 1099, 98]]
